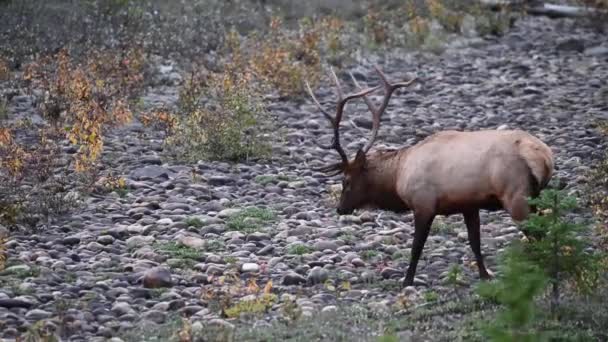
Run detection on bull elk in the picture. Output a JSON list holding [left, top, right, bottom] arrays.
[[305, 66, 554, 286]]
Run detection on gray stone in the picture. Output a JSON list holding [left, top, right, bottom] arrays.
[[178, 235, 205, 249], [111, 302, 135, 316], [3, 264, 31, 275], [142, 267, 173, 288], [585, 45, 608, 57], [0, 224, 9, 238], [126, 235, 154, 249], [556, 38, 585, 53], [313, 240, 338, 251], [241, 263, 260, 273], [97, 235, 115, 245], [307, 266, 329, 285], [208, 175, 234, 186], [282, 271, 307, 286], [25, 309, 52, 321], [0, 298, 34, 309], [142, 310, 166, 324], [129, 165, 173, 180], [380, 267, 404, 279]]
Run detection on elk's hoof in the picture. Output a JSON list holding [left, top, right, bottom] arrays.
[[480, 269, 494, 281]]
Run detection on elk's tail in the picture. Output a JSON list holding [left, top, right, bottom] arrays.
[[519, 138, 554, 197]]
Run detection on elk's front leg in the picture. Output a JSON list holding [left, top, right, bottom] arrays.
[[403, 211, 435, 287], [463, 210, 492, 281]]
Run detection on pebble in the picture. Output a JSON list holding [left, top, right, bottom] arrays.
[[178, 235, 206, 249], [380, 267, 404, 279], [313, 240, 339, 251], [25, 309, 52, 321], [282, 271, 307, 286], [307, 266, 329, 285], [142, 267, 173, 288], [111, 302, 135, 316], [241, 263, 260, 273], [97, 235, 115, 245], [126, 236, 154, 249]]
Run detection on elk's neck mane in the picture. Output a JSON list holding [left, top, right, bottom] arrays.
[[364, 148, 409, 212]]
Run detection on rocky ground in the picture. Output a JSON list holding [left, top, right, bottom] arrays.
[[1, 13, 608, 342]]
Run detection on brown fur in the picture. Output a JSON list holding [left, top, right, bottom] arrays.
[[338, 129, 554, 286]]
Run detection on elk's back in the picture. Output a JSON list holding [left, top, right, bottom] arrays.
[[397, 129, 553, 213]]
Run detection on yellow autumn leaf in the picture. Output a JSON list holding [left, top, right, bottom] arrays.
[[340, 281, 351, 291], [88, 132, 97, 144], [247, 278, 260, 294], [0, 128, 12, 146], [263, 280, 273, 295]]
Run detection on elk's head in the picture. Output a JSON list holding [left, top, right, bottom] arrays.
[[305, 65, 418, 215]]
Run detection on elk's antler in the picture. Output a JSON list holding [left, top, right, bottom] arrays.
[[349, 65, 418, 153], [305, 67, 380, 175]]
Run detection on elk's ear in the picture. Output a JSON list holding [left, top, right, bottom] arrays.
[[352, 148, 367, 169]]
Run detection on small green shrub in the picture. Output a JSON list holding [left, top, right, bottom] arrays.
[[224, 256, 238, 265], [477, 189, 606, 341], [17, 320, 61, 342], [119, 314, 190, 342], [0, 263, 40, 278], [363, 8, 390, 46], [360, 250, 380, 261], [391, 251, 409, 262], [407, 16, 431, 47], [477, 243, 548, 342], [155, 241, 201, 260], [522, 189, 604, 315], [165, 68, 274, 163], [287, 244, 313, 255], [423, 290, 439, 303], [226, 207, 275, 232], [431, 216, 452, 235], [339, 233, 356, 244], [248, 17, 323, 98], [377, 334, 399, 342], [224, 293, 277, 319], [587, 123, 608, 249], [185, 217, 205, 228], [280, 296, 303, 323], [254, 175, 276, 186], [446, 264, 464, 287], [472, 10, 513, 37], [427, 0, 463, 33], [205, 239, 225, 252]]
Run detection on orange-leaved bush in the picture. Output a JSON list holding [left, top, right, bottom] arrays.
[[23, 48, 144, 171]]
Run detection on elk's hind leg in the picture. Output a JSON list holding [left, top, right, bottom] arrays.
[[463, 210, 492, 280], [403, 210, 435, 287]]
